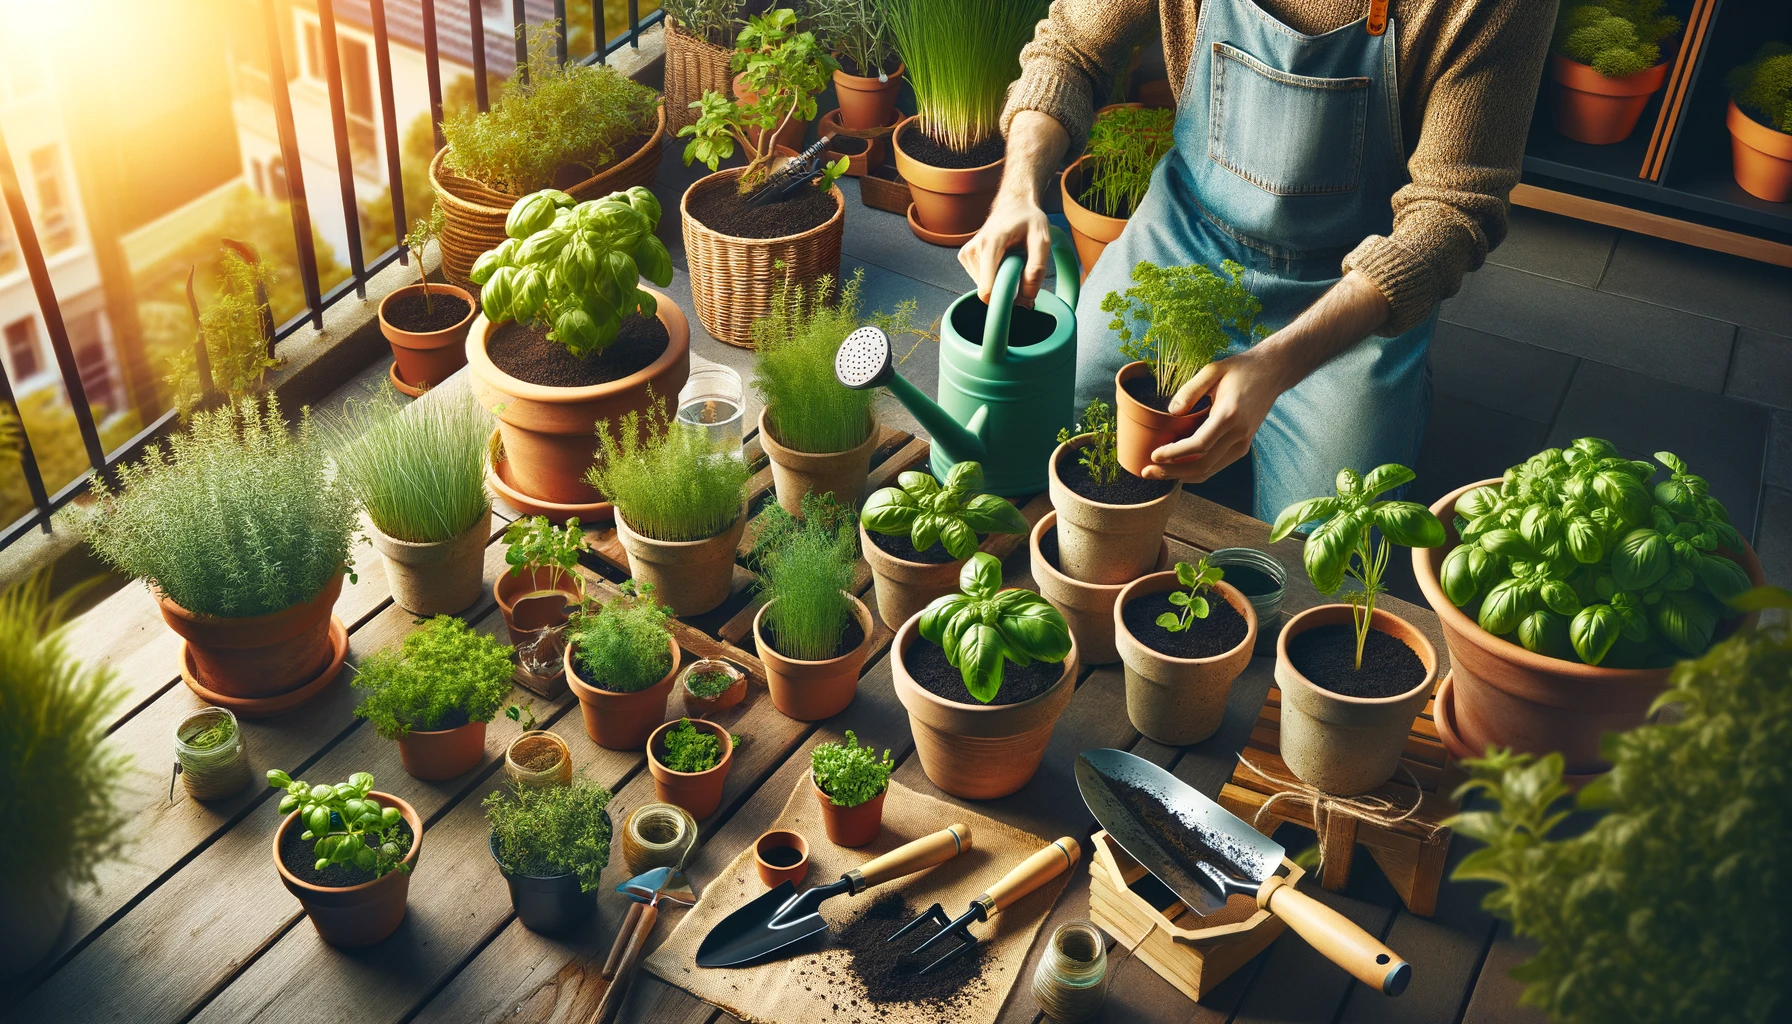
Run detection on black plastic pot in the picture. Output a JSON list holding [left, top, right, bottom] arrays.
[[488, 832, 598, 934]]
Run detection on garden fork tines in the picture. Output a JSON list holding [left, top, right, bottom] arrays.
[[894, 836, 1082, 975]]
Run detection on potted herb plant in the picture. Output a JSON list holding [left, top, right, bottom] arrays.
[[1269, 465, 1446, 796], [497, 515, 586, 646], [886, 0, 1050, 243], [1030, 510, 1167, 667], [1107, 259, 1267, 478], [810, 730, 894, 847], [585, 402, 752, 616], [811, 0, 903, 131], [1548, 0, 1681, 145], [730, 9, 826, 153], [682, 657, 749, 712], [502, 704, 573, 789], [380, 204, 478, 394], [564, 582, 683, 750], [0, 578, 128, 979], [352, 615, 514, 781], [467, 185, 687, 516], [1413, 440, 1765, 777], [1113, 557, 1256, 745], [647, 717, 739, 818], [751, 496, 874, 721], [486, 775, 613, 934], [861, 460, 1028, 630], [267, 768, 420, 948], [1726, 43, 1792, 202], [327, 384, 492, 617], [1061, 106, 1175, 279], [663, 0, 746, 134], [1049, 398, 1181, 585], [892, 552, 1077, 799], [77, 397, 359, 715], [173, 707, 254, 801]]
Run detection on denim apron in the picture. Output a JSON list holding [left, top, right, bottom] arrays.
[[1074, 0, 1435, 522]]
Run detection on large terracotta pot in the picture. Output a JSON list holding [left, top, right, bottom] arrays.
[[1060, 155, 1127, 283], [159, 572, 344, 698], [369, 509, 490, 617], [274, 791, 421, 948], [466, 288, 690, 510], [1413, 479, 1765, 775], [1275, 605, 1435, 796], [892, 115, 1003, 243], [647, 717, 734, 819], [1728, 99, 1792, 202], [396, 720, 487, 781], [754, 594, 873, 721], [379, 283, 476, 391], [813, 773, 885, 848], [833, 65, 903, 131], [892, 612, 1079, 800], [1114, 361, 1203, 479], [494, 565, 582, 646], [565, 636, 682, 750], [860, 522, 964, 631], [760, 409, 879, 515], [1048, 434, 1181, 585], [614, 509, 747, 617], [1031, 511, 1168, 666], [0, 874, 68, 980], [680, 169, 845, 347], [1114, 573, 1256, 745], [1549, 55, 1668, 146]]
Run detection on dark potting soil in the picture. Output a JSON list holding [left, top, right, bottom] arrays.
[[904, 635, 1063, 707], [485, 313, 668, 388], [383, 289, 470, 333], [766, 618, 867, 662], [867, 527, 981, 565], [1054, 445, 1175, 505], [1217, 563, 1281, 597], [827, 134, 869, 156], [686, 178, 837, 239], [760, 845, 805, 868], [1121, 589, 1248, 659], [898, 120, 1005, 169], [1105, 773, 1257, 881], [413, 706, 471, 732], [279, 814, 415, 888], [831, 893, 991, 1011], [1286, 622, 1426, 699], [1122, 372, 1194, 414]]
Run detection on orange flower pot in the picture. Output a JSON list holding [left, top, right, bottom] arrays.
[[379, 283, 476, 391], [754, 829, 810, 887], [1549, 56, 1668, 146], [273, 791, 421, 948], [754, 594, 873, 721], [647, 718, 734, 819], [813, 774, 885, 848], [494, 565, 582, 646], [565, 636, 682, 750], [1727, 99, 1792, 202], [1060, 155, 1127, 283], [1114, 361, 1204, 479], [159, 573, 344, 698], [892, 115, 1003, 243], [832, 64, 903, 132], [396, 720, 487, 781]]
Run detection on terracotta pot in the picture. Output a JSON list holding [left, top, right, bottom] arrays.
[[1060, 155, 1126, 283], [495, 565, 583, 646], [813, 773, 886, 848], [833, 64, 903, 131], [891, 612, 1079, 800], [733, 73, 810, 153], [1114, 573, 1256, 745], [466, 288, 690, 509], [647, 717, 734, 819], [505, 730, 573, 789], [369, 509, 490, 617], [818, 108, 887, 177], [860, 522, 964, 631], [1031, 511, 1169, 666], [1549, 56, 1668, 146], [379, 283, 476, 390], [760, 409, 879, 515], [396, 720, 487, 781], [754, 829, 810, 887], [274, 791, 422, 948], [0, 874, 68, 980], [159, 573, 344, 698], [1728, 99, 1792, 202], [682, 657, 749, 713], [565, 636, 682, 750], [614, 509, 747, 616], [1412, 478, 1765, 775], [892, 115, 1004, 240], [1114, 361, 1203, 480], [754, 593, 873, 721], [1048, 435, 1181, 585]]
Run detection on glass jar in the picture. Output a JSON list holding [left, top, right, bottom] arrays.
[[1031, 920, 1109, 1022], [173, 707, 253, 801], [676, 362, 745, 452], [1208, 547, 1288, 655], [505, 730, 573, 789], [621, 803, 698, 875]]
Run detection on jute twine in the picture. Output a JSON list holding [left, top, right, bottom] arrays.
[[622, 802, 698, 875], [1235, 754, 1442, 879], [1031, 920, 1110, 1023]]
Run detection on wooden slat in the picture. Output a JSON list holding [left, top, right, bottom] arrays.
[[1511, 183, 1792, 269], [1459, 923, 1547, 1024]]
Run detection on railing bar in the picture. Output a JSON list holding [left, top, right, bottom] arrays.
[[0, 367, 53, 534], [272, 246, 406, 341], [259, 0, 325, 329], [627, 0, 639, 47], [512, 0, 529, 84], [603, 9, 661, 57], [0, 510, 50, 550], [0, 401, 182, 549], [369, 0, 408, 265], [314, 0, 368, 298], [422, 0, 446, 152], [554, 0, 568, 64], [593, 0, 606, 64], [469, 0, 489, 111]]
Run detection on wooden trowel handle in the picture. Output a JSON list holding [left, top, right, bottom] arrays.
[[853, 824, 972, 890], [1259, 876, 1411, 996], [983, 836, 1080, 914]]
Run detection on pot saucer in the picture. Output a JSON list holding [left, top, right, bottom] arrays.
[[485, 430, 614, 523], [1431, 672, 1473, 763], [181, 616, 348, 719], [388, 361, 428, 398], [906, 205, 977, 247]]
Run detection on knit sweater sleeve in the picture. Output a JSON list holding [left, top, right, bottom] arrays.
[[1343, 0, 1554, 336], [1000, 0, 1162, 155]]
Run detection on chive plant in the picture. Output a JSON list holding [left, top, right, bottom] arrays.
[[1081, 106, 1176, 219], [585, 401, 750, 542], [326, 384, 491, 544], [884, 0, 1050, 154], [754, 494, 858, 660]]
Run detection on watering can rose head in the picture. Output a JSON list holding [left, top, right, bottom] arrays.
[[469, 185, 674, 359], [861, 462, 1029, 561], [917, 552, 1071, 703]]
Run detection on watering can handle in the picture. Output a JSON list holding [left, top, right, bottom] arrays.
[[980, 229, 1081, 364]]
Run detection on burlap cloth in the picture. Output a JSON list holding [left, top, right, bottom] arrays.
[[645, 776, 1070, 1024]]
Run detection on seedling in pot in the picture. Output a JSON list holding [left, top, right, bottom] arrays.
[[811, 731, 894, 808], [351, 616, 516, 738], [918, 552, 1072, 703], [1156, 558, 1223, 633], [403, 204, 447, 315], [504, 515, 585, 584], [268, 769, 411, 877], [586, 398, 751, 543], [861, 461, 1028, 561], [685, 668, 737, 700], [485, 777, 614, 891], [1057, 398, 1122, 488], [660, 718, 739, 773]]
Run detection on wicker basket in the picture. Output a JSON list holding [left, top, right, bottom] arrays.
[[665, 20, 736, 135], [431, 104, 667, 286], [681, 168, 844, 348], [859, 167, 911, 215]]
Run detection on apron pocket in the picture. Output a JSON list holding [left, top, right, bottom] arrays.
[[1207, 42, 1368, 196]]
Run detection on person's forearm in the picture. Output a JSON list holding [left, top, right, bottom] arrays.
[[1255, 271, 1392, 392], [996, 110, 1071, 207]]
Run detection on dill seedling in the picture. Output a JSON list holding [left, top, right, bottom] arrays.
[[586, 399, 750, 542], [753, 494, 858, 660], [568, 581, 675, 693]]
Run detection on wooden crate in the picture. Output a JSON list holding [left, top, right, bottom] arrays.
[[1215, 687, 1463, 915], [1088, 830, 1295, 1003], [860, 167, 912, 215]]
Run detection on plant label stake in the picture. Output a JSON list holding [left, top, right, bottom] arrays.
[[890, 836, 1081, 974]]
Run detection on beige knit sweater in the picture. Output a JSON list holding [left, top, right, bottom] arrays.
[[1003, 0, 1557, 335]]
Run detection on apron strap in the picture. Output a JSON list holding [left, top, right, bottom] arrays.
[[1366, 0, 1388, 36]]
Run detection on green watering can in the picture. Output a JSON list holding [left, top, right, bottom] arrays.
[[834, 228, 1081, 496]]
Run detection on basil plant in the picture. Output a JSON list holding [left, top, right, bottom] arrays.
[[861, 461, 1028, 561], [1439, 439, 1751, 668], [268, 769, 411, 878], [918, 552, 1072, 703], [469, 185, 674, 359]]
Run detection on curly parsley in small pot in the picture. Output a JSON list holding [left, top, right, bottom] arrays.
[[810, 730, 894, 847], [646, 718, 737, 819], [681, 658, 748, 712], [1114, 557, 1256, 746], [352, 616, 517, 781]]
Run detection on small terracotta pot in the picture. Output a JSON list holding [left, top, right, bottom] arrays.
[[754, 829, 810, 887], [755, 594, 873, 721], [379, 283, 476, 390], [682, 657, 749, 713], [860, 522, 965, 632], [505, 730, 573, 789], [1114, 361, 1203, 479], [818, 108, 887, 177], [494, 565, 583, 646], [159, 573, 344, 698], [1031, 511, 1169, 665], [813, 773, 885, 848], [614, 509, 747, 617], [892, 115, 1004, 240], [369, 509, 490, 617], [565, 636, 682, 750], [647, 718, 734, 819], [732, 73, 810, 152], [1549, 55, 1668, 146], [1060, 155, 1127, 283], [891, 612, 1079, 800], [1048, 434, 1181, 585], [760, 409, 880, 516], [1728, 99, 1792, 202], [274, 791, 421, 948], [1275, 605, 1436, 796], [1114, 573, 1256, 745], [832, 64, 903, 131], [396, 720, 487, 780]]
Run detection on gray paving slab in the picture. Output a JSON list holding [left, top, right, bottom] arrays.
[[1756, 486, 1792, 587], [1768, 411, 1792, 491], [1484, 206, 1617, 288], [1726, 328, 1792, 412], [1600, 233, 1792, 339], [1415, 394, 1552, 508], [1428, 321, 1579, 424]]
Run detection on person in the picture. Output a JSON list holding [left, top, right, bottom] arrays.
[[961, 0, 1555, 521]]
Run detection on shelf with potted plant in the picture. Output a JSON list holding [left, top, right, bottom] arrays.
[[485, 774, 613, 934], [749, 494, 876, 722], [860, 460, 1029, 632], [381, 204, 478, 395], [352, 615, 516, 781], [1061, 105, 1176, 280], [1548, 0, 1682, 146]]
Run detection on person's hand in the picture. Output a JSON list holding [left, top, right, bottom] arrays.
[[957, 192, 1054, 307], [1141, 347, 1292, 482]]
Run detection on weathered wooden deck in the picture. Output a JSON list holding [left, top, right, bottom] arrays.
[[4, 407, 1543, 1024]]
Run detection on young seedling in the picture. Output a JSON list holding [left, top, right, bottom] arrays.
[[1157, 558, 1223, 633], [505, 702, 538, 732], [403, 204, 446, 314], [918, 552, 1072, 703], [1057, 398, 1121, 487], [503, 515, 586, 581], [860, 461, 1028, 560], [685, 668, 736, 698]]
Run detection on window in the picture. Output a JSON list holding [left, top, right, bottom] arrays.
[[341, 38, 372, 118], [29, 146, 73, 253], [67, 310, 117, 413], [4, 317, 42, 382]]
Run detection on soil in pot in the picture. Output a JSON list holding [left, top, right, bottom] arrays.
[[1053, 445, 1176, 506], [383, 290, 472, 333], [759, 845, 804, 868], [866, 527, 979, 564], [486, 314, 668, 388], [1286, 624, 1426, 699], [830, 892, 990, 1010], [827, 134, 869, 157], [1120, 590, 1248, 659], [898, 120, 1003, 169], [686, 185, 836, 239], [764, 617, 867, 662], [279, 816, 417, 889], [903, 638, 1063, 707], [1121, 372, 1210, 416]]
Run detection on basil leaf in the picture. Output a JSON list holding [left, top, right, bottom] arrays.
[[1570, 604, 1620, 665], [917, 594, 965, 647], [1372, 501, 1445, 548], [959, 493, 1028, 535], [1611, 528, 1671, 591], [1456, 485, 1500, 520], [1303, 511, 1360, 595], [898, 470, 939, 497], [1655, 590, 1717, 656], [1697, 554, 1751, 603], [938, 518, 977, 561], [1565, 516, 1603, 564], [1540, 580, 1580, 616], [1594, 470, 1652, 525], [861, 489, 920, 536], [1518, 609, 1573, 659], [1269, 497, 1338, 542], [1335, 467, 1363, 503], [998, 597, 1071, 664], [1441, 544, 1481, 607], [1168, 590, 1191, 606], [1156, 612, 1182, 631], [959, 624, 1007, 704], [960, 552, 1002, 600], [633, 234, 674, 288], [1478, 577, 1534, 636], [1362, 463, 1416, 499], [944, 460, 984, 495], [911, 513, 941, 553]]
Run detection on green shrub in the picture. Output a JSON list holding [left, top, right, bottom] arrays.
[[586, 401, 749, 542], [807, 0, 898, 77], [659, 718, 736, 772], [1729, 42, 1792, 134], [78, 395, 359, 619], [1081, 106, 1175, 219], [568, 582, 674, 692], [326, 383, 490, 544], [1553, 1, 1680, 78], [811, 730, 893, 808], [268, 768, 411, 878], [485, 776, 613, 890], [885, 0, 1050, 153], [678, 9, 843, 188], [753, 494, 858, 660], [353, 616, 515, 738], [1105, 259, 1268, 400], [662, 0, 743, 46], [164, 246, 281, 419], [1446, 586, 1791, 1024]]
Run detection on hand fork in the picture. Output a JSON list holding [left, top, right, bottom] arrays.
[[888, 836, 1081, 974]]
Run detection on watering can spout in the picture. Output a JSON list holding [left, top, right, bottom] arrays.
[[833, 326, 988, 463]]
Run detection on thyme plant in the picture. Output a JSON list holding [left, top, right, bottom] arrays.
[[1105, 259, 1268, 400], [352, 616, 515, 738], [1729, 42, 1792, 133], [811, 730, 893, 808], [1157, 558, 1223, 633], [326, 383, 491, 544], [662, 0, 743, 46], [807, 0, 897, 77], [1057, 398, 1122, 487], [485, 777, 613, 890], [568, 581, 674, 692], [884, 0, 1050, 154], [586, 400, 750, 542], [1553, 1, 1680, 77], [268, 769, 411, 878], [754, 494, 858, 660], [1080, 106, 1175, 219]]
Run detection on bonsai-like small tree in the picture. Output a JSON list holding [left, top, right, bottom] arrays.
[[917, 552, 1072, 703], [861, 461, 1028, 561], [1552, 1, 1681, 78], [402, 204, 446, 315], [1103, 259, 1268, 401]]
